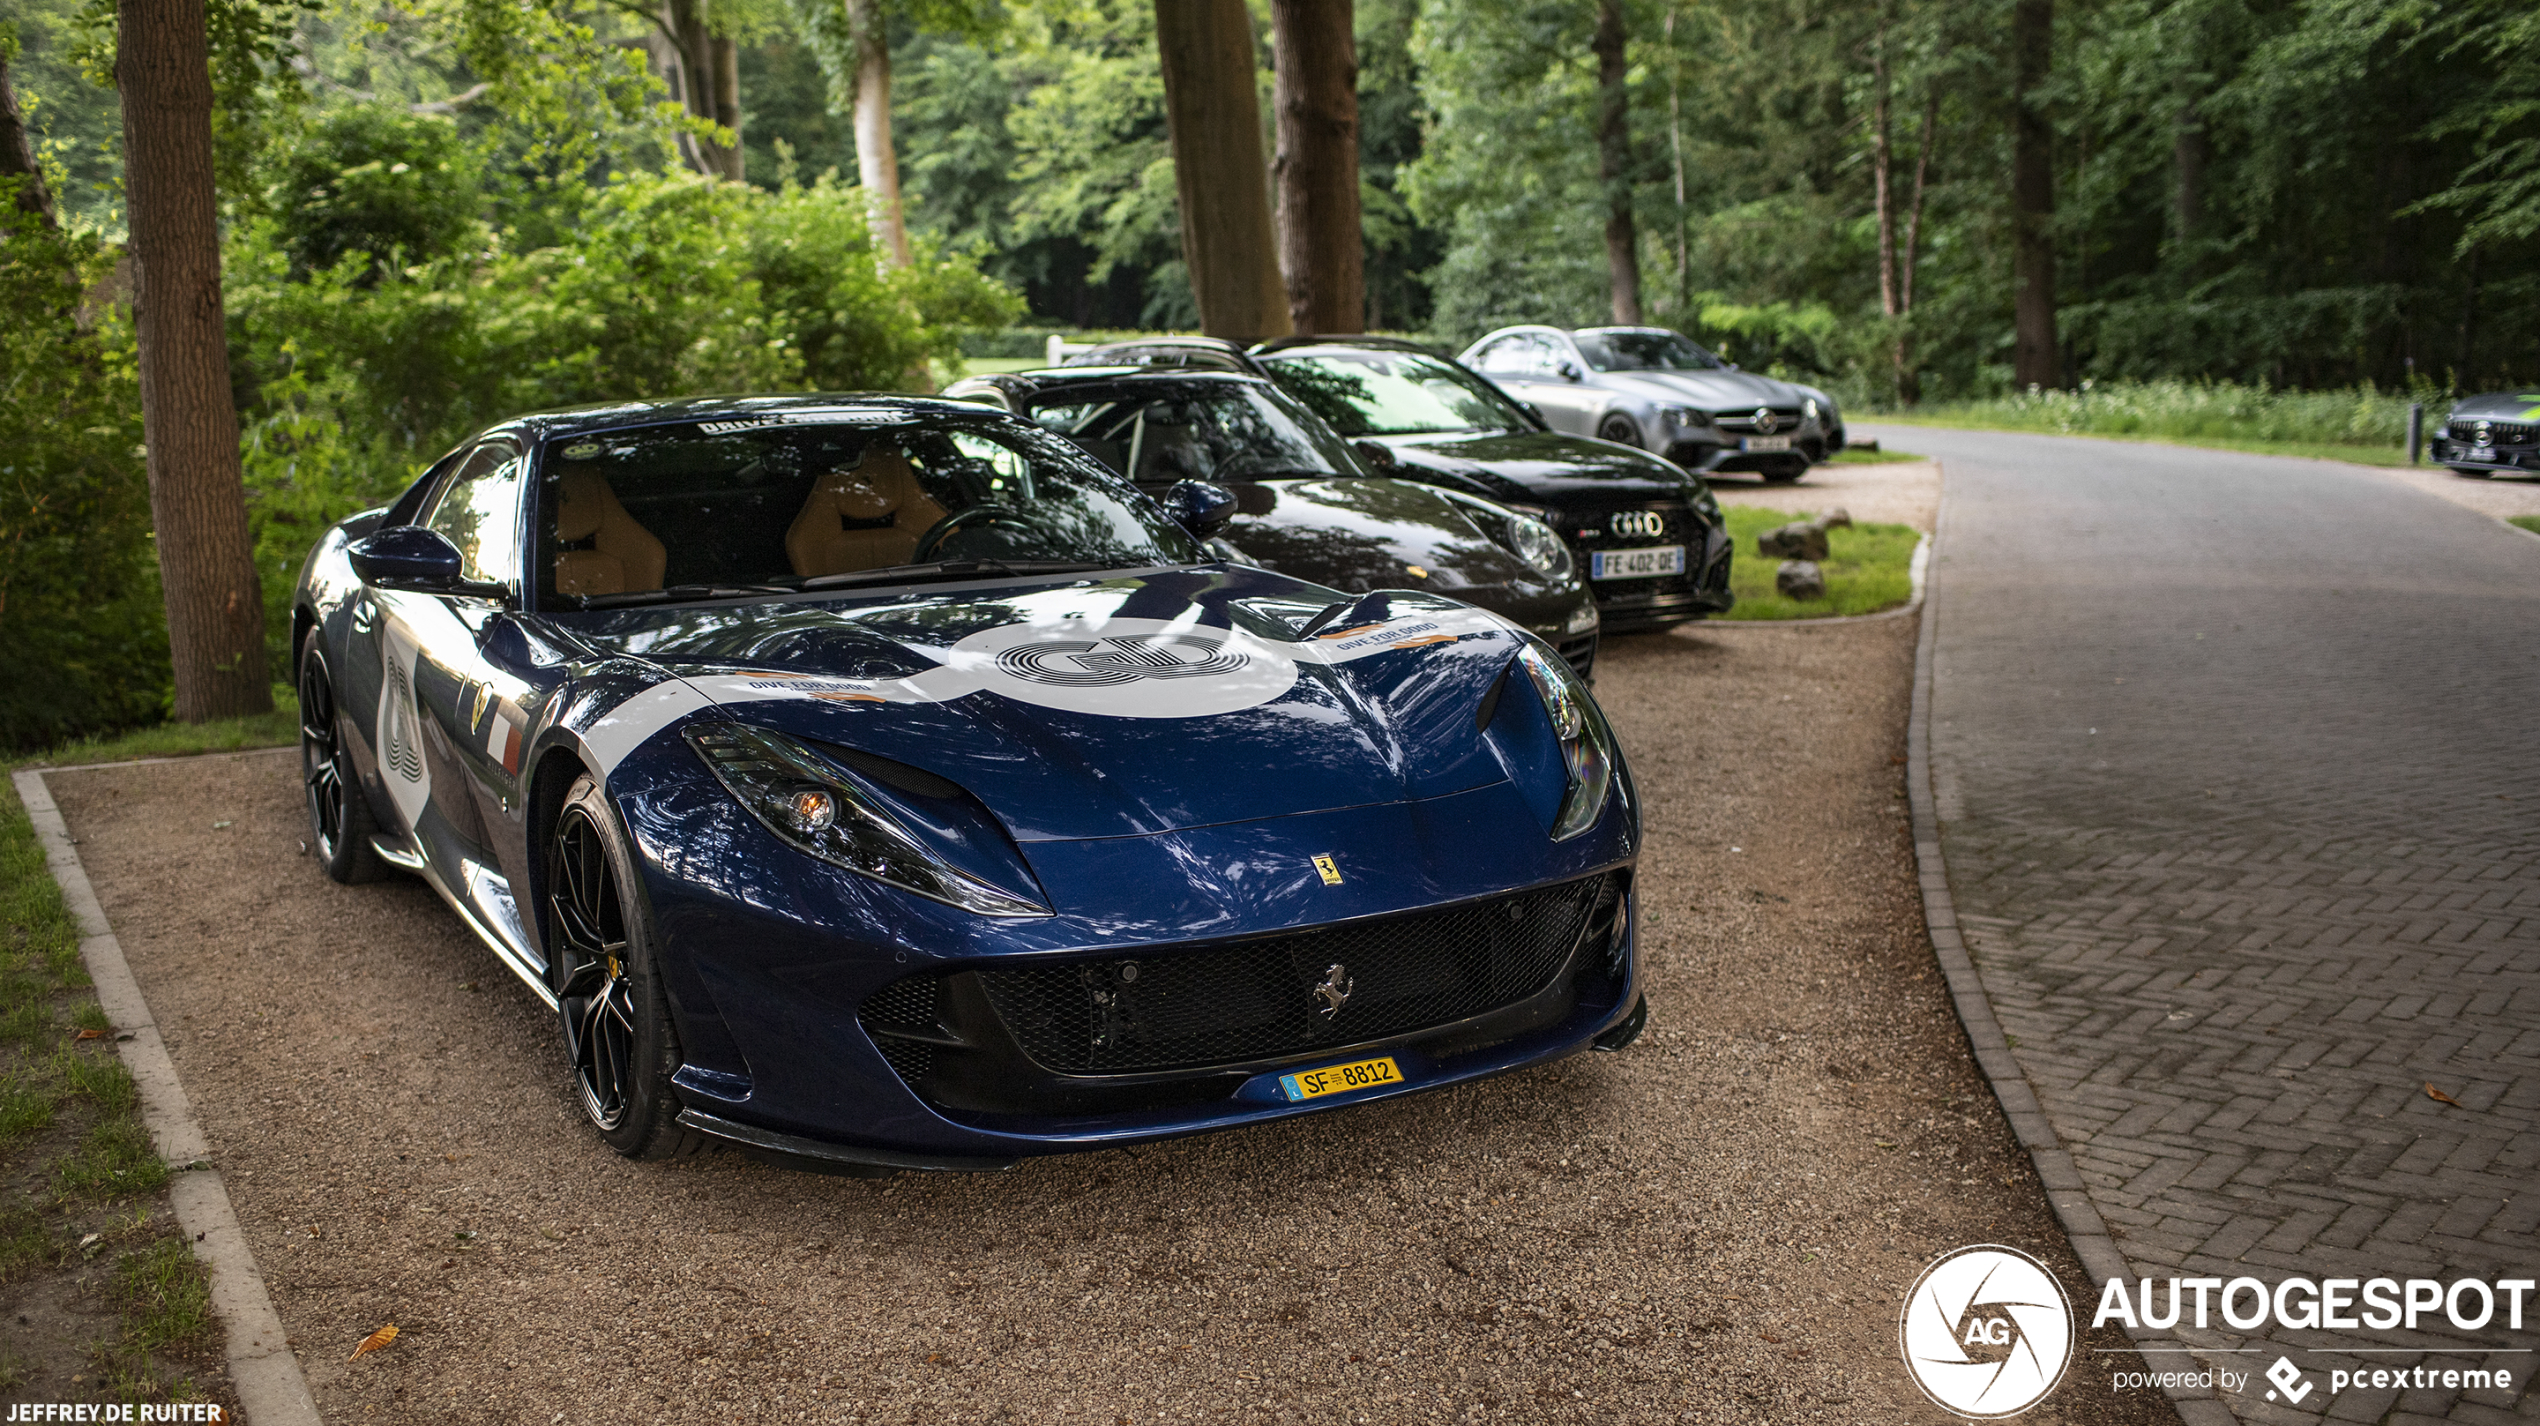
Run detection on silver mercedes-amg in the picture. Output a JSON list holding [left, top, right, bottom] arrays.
[[1459, 326, 1845, 483]]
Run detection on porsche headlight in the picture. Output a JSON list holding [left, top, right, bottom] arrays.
[[1515, 642, 1615, 840], [1506, 513, 1565, 573], [686, 723, 1049, 917]]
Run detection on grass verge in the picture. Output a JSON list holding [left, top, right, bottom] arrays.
[[1827, 445, 1924, 465], [2, 714, 279, 1407], [1862, 413, 2419, 468], [2510, 516, 2540, 536], [1718, 507, 1921, 620]]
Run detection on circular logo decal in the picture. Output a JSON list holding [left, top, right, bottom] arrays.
[[952, 617, 1297, 718], [1899, 1245, 2075, 1418]]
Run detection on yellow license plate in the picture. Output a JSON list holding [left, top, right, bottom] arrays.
[[1278, 1056, 1402, 1102]]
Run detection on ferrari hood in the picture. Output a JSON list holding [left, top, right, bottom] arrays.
[[573, 567, 1526, 843], [1595, 368, 1809, 412], [1371, 430, 1697, 503]]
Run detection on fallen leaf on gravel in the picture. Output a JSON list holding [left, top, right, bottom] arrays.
[[74, 1028, 104, 1040], [2425, 1083, 2465, 1108], [350, 1324, 398, 1360]]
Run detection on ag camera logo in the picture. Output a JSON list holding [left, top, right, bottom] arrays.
[[1900, 1245, 2076, 1418]]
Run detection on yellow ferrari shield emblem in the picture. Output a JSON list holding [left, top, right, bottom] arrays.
[[1312, 854, 1343, 886]]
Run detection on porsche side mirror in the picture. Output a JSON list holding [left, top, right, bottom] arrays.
[[1351, 439, 1400, 472], [349, 526, 465, 590], [1163, 479, 1239, 539]]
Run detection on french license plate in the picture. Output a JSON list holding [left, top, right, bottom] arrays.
[[1741, 435, 1793, 452], [1590, 545, 1688, 581], [1279, 1056, 1402, 1101]]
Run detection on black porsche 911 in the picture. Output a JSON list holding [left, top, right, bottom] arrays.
[[1058, 337, 1734, 634], [2429, 390, 2540, 477]]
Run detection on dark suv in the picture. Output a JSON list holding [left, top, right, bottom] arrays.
[[1064, 336, 1734, 633]]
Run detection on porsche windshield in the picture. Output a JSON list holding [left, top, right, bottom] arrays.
[[1575, 331, 1727, 372], [1022, 384, 1359, 486], [1263, 351, 1531, 437], [537, 418, 1196, 608]]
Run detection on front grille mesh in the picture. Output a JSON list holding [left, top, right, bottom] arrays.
[[970, 874, 1612, 1075], [2450, 419, 2537, 446], [858, 977, 940, 1085]]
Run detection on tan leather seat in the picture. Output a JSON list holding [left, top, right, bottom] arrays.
[[786, 447, 948, 578], [551, 466, 667, 597]]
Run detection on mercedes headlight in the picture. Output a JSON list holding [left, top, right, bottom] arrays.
[[1661, 406, 1704, 428], [1506, 513, 1565, 573], [686, 723, 1049, 917], [1515, 642, 1615, 840], [1803, 397, 1822, 427]]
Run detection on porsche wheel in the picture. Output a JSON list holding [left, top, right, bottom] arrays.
[[298, 646, 384, 885], [1597, 415, 1640, 448], [548, 774, 699, 1159]]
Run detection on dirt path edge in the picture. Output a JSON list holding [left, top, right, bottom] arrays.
[[1902, 471, 2226, 1426], [15, 762, 325, 1426]]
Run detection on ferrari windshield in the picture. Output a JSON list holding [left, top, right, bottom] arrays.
[[536, 417, 1195, 608], [1574, 331, 1727, 372], [1022, 383, 1360, 485], [1263, 351, 1531, 437]]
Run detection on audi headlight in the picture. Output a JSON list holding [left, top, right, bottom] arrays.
[[1515, 642, 1615, 840], [686, 723, 1049, 917], [1506, 513, 1565, 573]]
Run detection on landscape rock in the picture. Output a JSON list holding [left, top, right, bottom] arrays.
[[1758, 522, 1830, 561], [1776, 559, 1826, 600], [1818, 507, 1853, 529]]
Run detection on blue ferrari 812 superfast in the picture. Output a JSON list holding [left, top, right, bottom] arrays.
[[292, 394, 1646, 1175]]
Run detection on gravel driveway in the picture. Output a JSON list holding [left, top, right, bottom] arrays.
[[46, 609, 2174, 1425]]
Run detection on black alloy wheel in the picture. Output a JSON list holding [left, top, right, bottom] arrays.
[[546, 774, 699, 1159], [298, 645, 384, 884], [1597, 415, 1641, 448]]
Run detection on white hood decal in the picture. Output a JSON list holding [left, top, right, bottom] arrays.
[[582, 605, 1517, 772]]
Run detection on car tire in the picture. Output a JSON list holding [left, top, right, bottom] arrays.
[[298, 645, 386, 885], [2450, 467, 2493, 479], [1597, 415, 1640, 448], [1762, 459, 1806, 484], [548, 773, 703, 1161]]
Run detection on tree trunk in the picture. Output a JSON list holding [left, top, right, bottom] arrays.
[[1872, 23, 1896, 319], [850, 0, 910, 269], [658, 0, 742, 180], [1895, 90, 1937, 404], [1665, 5, 1688, 315], [1155, 0, 1291, 342], [2171, 94, 2205, 243], [1592, 0, 1641, 325], [117, 0, 270, 721], [1, 51, 59, 228], [2011, 0, 2057, 389], [1270, 0, 1364, 335]]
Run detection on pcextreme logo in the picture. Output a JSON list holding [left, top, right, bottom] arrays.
[[1899, 1244, 2077, 1418]]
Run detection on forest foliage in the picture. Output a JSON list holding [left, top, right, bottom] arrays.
[[2, 0, 2536, 744]]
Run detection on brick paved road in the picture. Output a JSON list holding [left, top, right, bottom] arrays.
[[1856, 426, 2540, 1426]]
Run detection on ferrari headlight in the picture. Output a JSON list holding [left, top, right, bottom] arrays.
[[1515, 642, 1615, 840], [685, 723, 1049, 917], [1506, 513, 1565, 573]]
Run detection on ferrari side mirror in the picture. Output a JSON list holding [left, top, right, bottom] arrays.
[[1163, 479, 1239, 539], [349, 526, 465, 590]]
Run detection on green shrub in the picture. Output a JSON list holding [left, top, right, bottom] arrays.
[[0, 178, 167, 749], [1869, 378, 2424, 449]]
